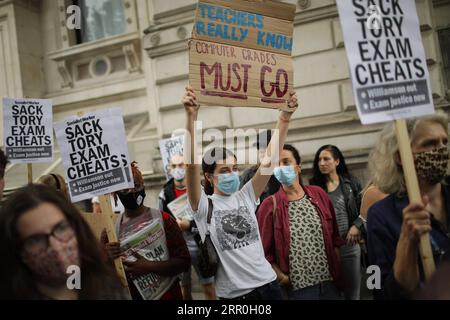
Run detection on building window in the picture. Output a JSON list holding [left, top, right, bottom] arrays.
[[438, 28, 450, 91], [75, 0, 126, 44]]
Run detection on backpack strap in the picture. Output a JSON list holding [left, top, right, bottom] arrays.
[[207, 198, 213, 225]]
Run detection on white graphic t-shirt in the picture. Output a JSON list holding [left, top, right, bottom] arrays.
[[189, 181, 276, 298]]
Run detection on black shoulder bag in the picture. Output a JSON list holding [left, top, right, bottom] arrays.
[[194, 198, 219, 278]]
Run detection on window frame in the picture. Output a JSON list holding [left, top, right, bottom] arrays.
[[73, 0, 129, 45], [437, 27, 450, 92]]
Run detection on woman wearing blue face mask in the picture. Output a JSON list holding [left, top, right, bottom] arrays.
[[257, 144, 344, 300], [183, 86, 298, 300]]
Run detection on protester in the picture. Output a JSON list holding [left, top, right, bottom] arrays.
[[159, 154, 187, 218], [37, 173, 69, 199], [0, 184, 126, 299], [92, 194, 125, 214], [367, 113, 450, 299], [257, 144, 343, 300], [158, 153, 216, 300], [240, 130, 281, 206], [0, 149, 9, 201], [360, 182, 388, 222], [183, 86, 298, 300], [103, 162, 190, 300], [309, 145, 363, 300], [358, 181, 389, 271]]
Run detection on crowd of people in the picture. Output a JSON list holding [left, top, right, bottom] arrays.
[[0, 87, 448, 300]]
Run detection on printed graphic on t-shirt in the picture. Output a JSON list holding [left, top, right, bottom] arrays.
[[215, 206, 258, 251]]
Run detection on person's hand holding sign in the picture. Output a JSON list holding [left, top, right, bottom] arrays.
[[105, 241, 122, 260], [282, 91, 299, 117], [182, 86, 200, 117], [393, 196, 432, 292], [122, 251, 152, 278]]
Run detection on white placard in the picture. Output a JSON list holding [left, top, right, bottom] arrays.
[[158, 135, 184, 180], [54, 108, 134, 202], [336, 0, 434, 124], [121, 218, 175, 300], [167, 193, 193, 220], [3, 98, 54, 163]]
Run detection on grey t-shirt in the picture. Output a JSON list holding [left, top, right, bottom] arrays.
[[328, 185, 350, 238]]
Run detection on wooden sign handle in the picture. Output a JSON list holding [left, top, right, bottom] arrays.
[[99, 194, 131, 296], [27, 164, 33, 184], [395, 119, 436, 280]]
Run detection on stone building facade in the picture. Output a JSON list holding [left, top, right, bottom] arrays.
[[1, 0, 449, 207]]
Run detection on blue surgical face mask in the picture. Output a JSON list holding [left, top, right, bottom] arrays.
[[216, 172, 240, 195], [274, 166, 297, 186]]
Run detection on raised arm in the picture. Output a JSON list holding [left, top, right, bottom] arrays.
[[183, 86, 202, 211], [251, 92, 298, 199]]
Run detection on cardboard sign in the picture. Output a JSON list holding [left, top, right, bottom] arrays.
[[193, 0, 295, 55], [3, 98, 53, 163], [159, 135, 184, 180], [336, 0, 434, 124], [82, 213, 120, 240], [54, 108, 134, 202], [190, 0, 296, 110]]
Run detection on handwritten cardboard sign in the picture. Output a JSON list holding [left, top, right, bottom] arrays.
[[190, 0, 296, 110]]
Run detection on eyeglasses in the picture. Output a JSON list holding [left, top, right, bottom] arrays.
[[21, 220, 75, 255]]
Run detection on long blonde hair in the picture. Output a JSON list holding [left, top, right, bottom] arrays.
[[369, 112, 449, 195]]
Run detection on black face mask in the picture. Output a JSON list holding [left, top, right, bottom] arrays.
[[118, 189, 146, 210]]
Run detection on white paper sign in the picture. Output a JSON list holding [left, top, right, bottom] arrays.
[[336, 0, 434, 124], [121, 218, 175, 300], [3, 98, 54, 163], [54, 108, 134, 202], [158, 135, 184, 180], [167, 193, 193, 220]]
